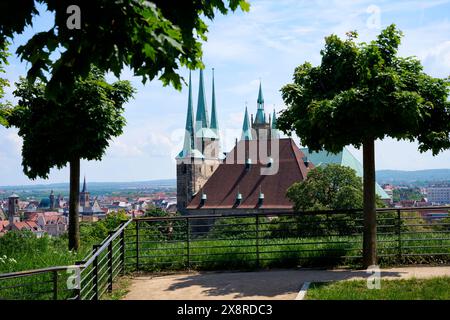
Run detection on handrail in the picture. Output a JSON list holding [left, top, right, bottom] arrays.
[[0, 266, 77, 280], [82, 219, 133, 268], [0, 219, 133, 282], [132, 206, 450, 222]]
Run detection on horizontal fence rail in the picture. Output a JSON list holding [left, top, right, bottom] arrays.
[[1, 206, 450, 300]]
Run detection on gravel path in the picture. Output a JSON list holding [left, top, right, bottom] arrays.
[[123, 266, 450, 300]]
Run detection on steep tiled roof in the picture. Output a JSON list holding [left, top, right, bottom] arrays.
[[187, 138, 313, 210]]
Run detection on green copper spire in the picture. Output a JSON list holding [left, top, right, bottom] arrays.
[[210, 68, 219, 133], [254, 81, 266, 124], [178, 71, 202, 159], [195, 69, 209, 133], [241, 105, 253, 140], [257, 81, 264, 107], [271, 109, 279, 139]]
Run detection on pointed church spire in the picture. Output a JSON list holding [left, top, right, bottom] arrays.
[[254, 80, 266, 125], [178, 71, 199, 158], [271, 108, 279, 139], [241, 105, 253, 140], [82, 176, 87, 193], [257, 81, 264, 108], [195, 69, 209, 133], [210, 68, 219, 134]]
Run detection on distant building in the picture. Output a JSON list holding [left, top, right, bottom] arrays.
[[64, 177, 104, 216], [4, 194, 45, 237], [0, 206, 5, 220], [426, 186, 450, 204], [31, 212, 68, 237]]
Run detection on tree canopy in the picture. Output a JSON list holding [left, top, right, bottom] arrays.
[[7, 68, 135, 179], [0, 0, 250, 100], [0, 41, 10, 126], [277, 24, 450, 267], [287, 164, 384, 211], [278, 25, 450, 155]]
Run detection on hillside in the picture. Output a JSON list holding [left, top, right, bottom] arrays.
[[376, 169, 450, 184]]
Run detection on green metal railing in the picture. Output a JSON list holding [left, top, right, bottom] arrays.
[[0, 219, 132, 300], [1, 206, 450, 300]]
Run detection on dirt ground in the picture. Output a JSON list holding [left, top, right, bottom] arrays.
[[123, 266, 450, 300]]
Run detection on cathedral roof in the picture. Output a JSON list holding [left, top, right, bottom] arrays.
[[300, 147, 390, 200], [187, 138, 313, 210]]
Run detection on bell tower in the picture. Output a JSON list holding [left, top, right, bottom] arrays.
[[8, 194, 20, 224], [80, 176, 90, 208]]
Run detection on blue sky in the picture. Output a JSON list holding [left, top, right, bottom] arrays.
[[1, 0, 450, 186]]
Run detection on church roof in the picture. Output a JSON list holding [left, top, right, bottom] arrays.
[[177, 148, 204, 159], [187, 138, 313, 210], [195, 127, 219, 139], [300, 147, 390, 200]]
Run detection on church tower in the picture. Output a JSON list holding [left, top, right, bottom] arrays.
[[80, 176, 90, 208], [176, 70, 221, 213], [8, 194, 20, 224], [251, 81, 271, 140], [49, 190, 55, 210]]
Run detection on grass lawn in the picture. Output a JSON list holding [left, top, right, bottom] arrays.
[[306, 277, 450, 300]]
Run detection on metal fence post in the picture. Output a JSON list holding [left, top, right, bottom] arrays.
[[256, 214, 260, 268], [52, 270, 58, 300], [120, 229, 126, 274], [135, 220, 140, 271], [397, 209, 402, 263], [186, 217, 190, 269], [74, 261, 84, 300], [93, 245, 100, 300], [108, 232, 114, 293]]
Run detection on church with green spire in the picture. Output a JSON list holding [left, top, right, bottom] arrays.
[[177, 71, 284, 213], [176, 69, 222, 212]]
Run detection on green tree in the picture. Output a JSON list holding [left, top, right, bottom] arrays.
[[0, 41, 10, 126], [0, 0, 249, 99], [278, 25, 450, 267], [7, 69, 135, 251], [287, 164, 366, 211]]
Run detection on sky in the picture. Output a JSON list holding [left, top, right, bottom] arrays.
[[1, 0, 450, 186]]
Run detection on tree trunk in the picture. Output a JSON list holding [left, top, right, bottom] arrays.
[[362, 138, 377, 268], [68, 157, 80, 251]]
